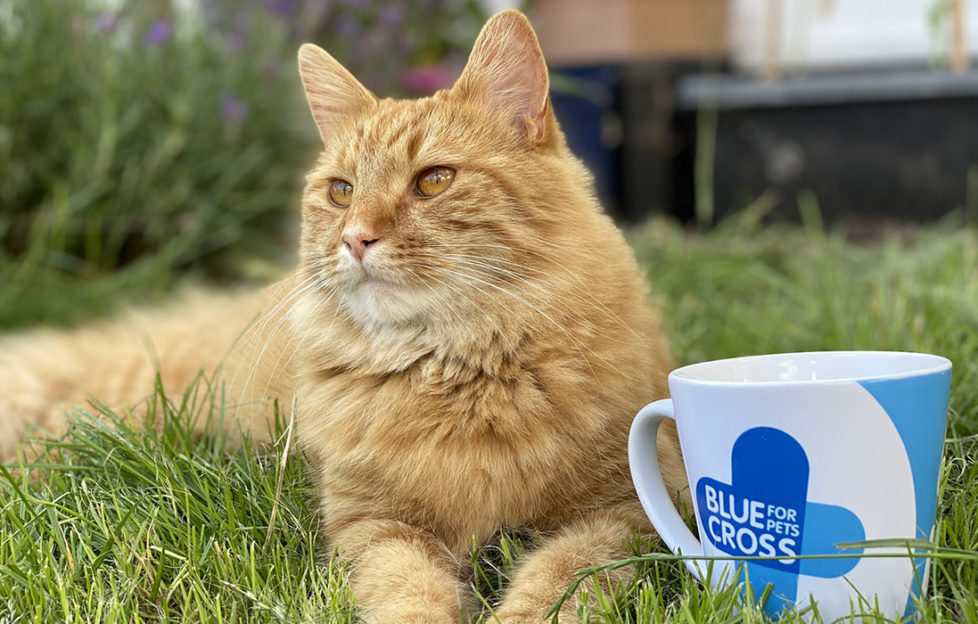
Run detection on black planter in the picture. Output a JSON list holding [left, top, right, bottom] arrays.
[[672, 68, 978, 226], [550, 62, 701, 221], [549, 66, 623, 214]]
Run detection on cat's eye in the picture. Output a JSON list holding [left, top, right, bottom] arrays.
[[328, 179, 353, 207], [415, 167, 455, 198]]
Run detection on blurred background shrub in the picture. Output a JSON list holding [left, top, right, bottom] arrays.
[[8, 0, 973, 334], [0, 0, 495, 329]]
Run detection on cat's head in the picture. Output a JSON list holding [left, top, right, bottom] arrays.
[[294, 10, 599, 334]]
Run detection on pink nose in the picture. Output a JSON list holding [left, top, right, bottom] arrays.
[[342, 228, 380, 262]]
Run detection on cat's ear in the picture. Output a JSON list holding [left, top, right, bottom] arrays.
[[298, 44, 377, 142], [453, 10, 550, 142]]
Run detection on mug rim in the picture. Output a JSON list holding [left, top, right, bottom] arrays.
[[670, 350, 951, 386]]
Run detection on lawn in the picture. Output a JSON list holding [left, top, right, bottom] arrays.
[[3, 2, 977, 621], [1, 213, 977, 623]]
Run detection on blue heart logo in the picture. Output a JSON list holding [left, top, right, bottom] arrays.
[[696, 427, 866, 617]]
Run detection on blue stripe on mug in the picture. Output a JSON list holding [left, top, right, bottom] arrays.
[[858, 368, 952, 617]]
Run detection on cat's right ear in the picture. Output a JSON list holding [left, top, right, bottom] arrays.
[[453, 10, 550, 142], [298, 44, 377, 143]]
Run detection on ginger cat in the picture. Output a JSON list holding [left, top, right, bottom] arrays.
[[0, 10, 687, 623]]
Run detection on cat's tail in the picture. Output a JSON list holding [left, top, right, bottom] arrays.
[[0, 331, 64, 461], [0, 285, 298, 463]]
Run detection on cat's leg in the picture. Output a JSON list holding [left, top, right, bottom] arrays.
[[331, 518, 476, 623], [494, 503, 651, 624], [0, 288, 295, 463]]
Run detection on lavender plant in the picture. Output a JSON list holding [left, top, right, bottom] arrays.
[[0, 0, 504, 329]]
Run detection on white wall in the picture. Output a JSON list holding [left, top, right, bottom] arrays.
[[731, 0, 978, 72]]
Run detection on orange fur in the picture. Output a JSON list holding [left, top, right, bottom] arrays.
[[0, 11, 686, 622]]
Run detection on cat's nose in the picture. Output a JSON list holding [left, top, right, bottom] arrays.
[[342, 228, 380, 263]]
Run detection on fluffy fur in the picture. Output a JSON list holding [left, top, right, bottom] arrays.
[[0, 11, 687, 622]]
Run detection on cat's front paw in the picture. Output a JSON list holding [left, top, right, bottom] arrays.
[[359, 606, 461, 624], [491, 601, 574, 624]]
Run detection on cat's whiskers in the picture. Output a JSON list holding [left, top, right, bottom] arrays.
[[431, 264, 607, 378], [422, 244, 643, 340], [421, 254, 591, 327], [241, 266, 322, 347], [264, 275, 339, 374], [415, 252, 637, 352], [319, 280, 345, 330], [426, 240, 605, 290], [418, 281, 486, 346], [233, 272, 333, 404], [417, 254, 587, 332], [417, 277, 466, 327], [439, 259, 624, 351], [420, 264, 622, 380], [224, 270, 321, 397], [256, 277, 344, 399], [415, 269, 505, 341]]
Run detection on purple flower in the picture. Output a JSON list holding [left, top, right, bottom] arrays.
[[262, 0, 300, 17], [225, 30, 244, 53], [224, 13, 249, 53], [379, 4, 404, 27], [92, 12, 119, 34], [400, 64, 456, 94], [335, 14, 359, 38], [262, 58, 280, 81], [144, 19, 172, 47], [220, 92, 249, 124]]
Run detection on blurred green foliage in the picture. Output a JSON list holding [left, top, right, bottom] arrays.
[[0, 0, 502, 330], [0, 0, 321, 328]]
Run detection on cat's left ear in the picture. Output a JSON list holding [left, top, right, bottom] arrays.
[[298, 43, 377, 143], [453, 10, 550, 142]]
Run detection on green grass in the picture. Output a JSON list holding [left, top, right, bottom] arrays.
[[2, 214, 978, 622]]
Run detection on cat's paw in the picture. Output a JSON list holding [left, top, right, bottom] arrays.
[[491, 602, 571, 624]]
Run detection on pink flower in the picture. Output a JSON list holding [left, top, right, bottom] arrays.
[[399, 64, 455, 94]]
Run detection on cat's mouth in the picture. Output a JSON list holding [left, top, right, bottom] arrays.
[[336, 262, 438, 328], [351, 265, 402, 290], [361, 272, 397, 288]]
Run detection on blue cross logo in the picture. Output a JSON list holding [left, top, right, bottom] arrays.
[[696, 427, 866, 617]]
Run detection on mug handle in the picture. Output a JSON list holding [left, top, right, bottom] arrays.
[[629, 399, 706, 579]]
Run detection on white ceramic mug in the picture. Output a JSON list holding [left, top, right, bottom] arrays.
[[629, 351, 951, 620]]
